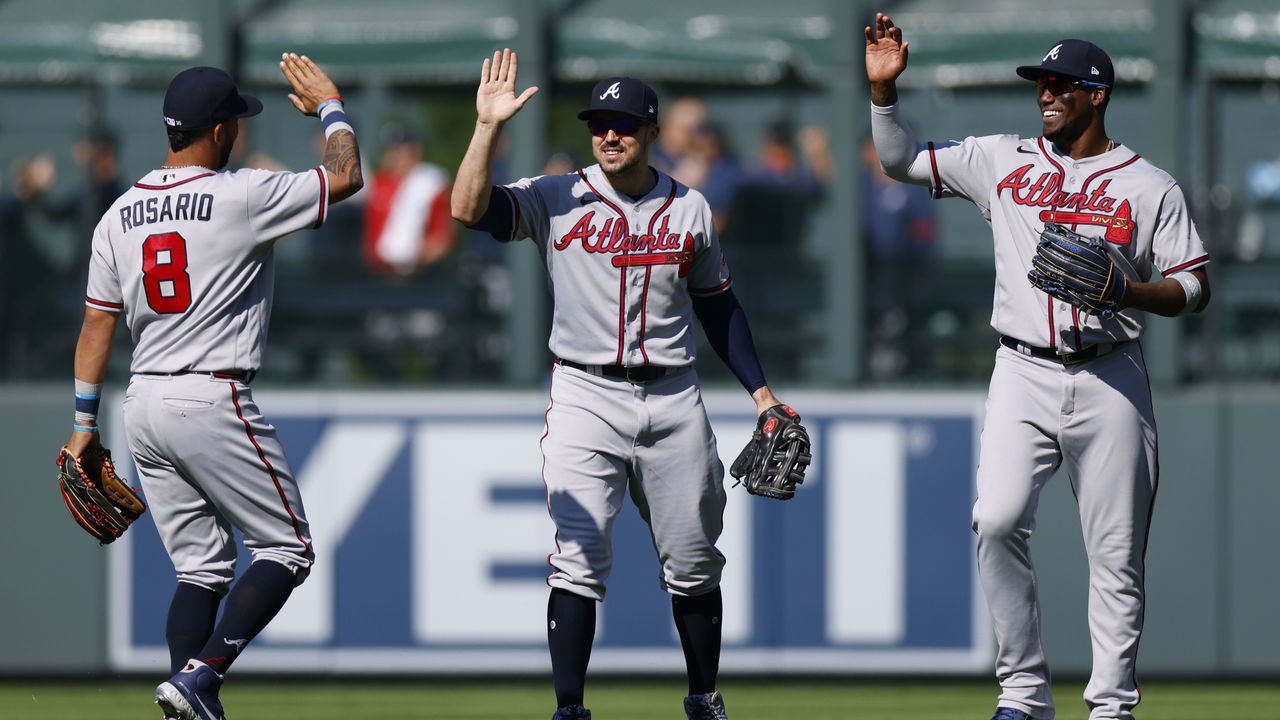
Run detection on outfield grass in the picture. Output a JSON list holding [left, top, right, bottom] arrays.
[[3, 678, 1279, 719]]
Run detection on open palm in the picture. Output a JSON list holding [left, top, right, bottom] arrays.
[[864, 13, 909, 83], [476, 48, 539, 125]]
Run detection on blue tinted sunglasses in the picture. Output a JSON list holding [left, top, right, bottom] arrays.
[[587, 117, 648, 138], [1036, 75, 1108, 96]]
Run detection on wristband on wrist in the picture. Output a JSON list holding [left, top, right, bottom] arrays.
[[1172, 271, 1203, 316], [75, 379, 102, 429], [317, 98, 344, 116], [73, 423, 99, 433], [321, 105, 353, 139]]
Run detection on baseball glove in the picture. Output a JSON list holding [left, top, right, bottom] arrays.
[[57, 444, 146, 545], [1027, 222, 1127, 318], [729, 404, 812, 500]]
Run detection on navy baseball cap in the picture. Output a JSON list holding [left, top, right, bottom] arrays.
[[163, 66, 262, 131], [577, 77, 658, 122], [1016, 39, 1114, 88]]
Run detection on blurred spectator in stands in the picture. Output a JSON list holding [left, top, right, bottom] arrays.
[[363, 122, 458, 278], [688, 121, 743, 235], [0, 155, 59, 376], [721, 120, 834, 377], [731, 120, 834, 243], [860, 133, 936, 380], [42, 127, 125, 267], [650, 96, 708, 188]]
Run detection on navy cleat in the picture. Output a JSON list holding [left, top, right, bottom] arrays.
[[155, 661, 226, 720], [684, 691, 729, 720], [990, 708, 1030, 720], [551, 704, 591, 719]]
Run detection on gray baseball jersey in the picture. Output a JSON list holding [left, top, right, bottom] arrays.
[[872, 102, 1209, 720], [917, 132, 1209, 350], [495, 163, 731, 600], [86, 166, 328, 372], [496, 163, 732, 366], [87, 164, 327, 590]]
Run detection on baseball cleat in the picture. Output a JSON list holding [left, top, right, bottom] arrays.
[[154, 661, 226, 720], [551, 704, 591, 719], [684, 690, 729, 720], [990, 708, 1030, 720]]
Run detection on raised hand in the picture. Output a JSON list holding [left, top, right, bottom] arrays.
[[476, 48, 539, 126], [280, 53, 342, 116], [864, 13, 909, 84]]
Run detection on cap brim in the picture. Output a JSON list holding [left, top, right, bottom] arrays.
[[236, 93, 263, 119], [577, 108, 649, 121], [1015, 65, 1046, 81]]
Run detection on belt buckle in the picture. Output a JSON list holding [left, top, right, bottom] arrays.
[[625, 366, 646, 383], [1061, 352, 1086, 366]]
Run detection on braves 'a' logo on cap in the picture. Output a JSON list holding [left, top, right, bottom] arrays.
[[599, 82, 622, 100], [1044, 44, 1062, 62]]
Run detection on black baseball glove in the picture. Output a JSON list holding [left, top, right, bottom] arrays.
[[1027, 222, 1127, 318], [729, 404, 811, 500], [57, 444, 146, 545]]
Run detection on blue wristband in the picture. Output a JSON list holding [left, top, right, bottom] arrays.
[[75, 392, 101, 415]]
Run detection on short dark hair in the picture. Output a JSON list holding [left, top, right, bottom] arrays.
[[166, 126, 208, 153]]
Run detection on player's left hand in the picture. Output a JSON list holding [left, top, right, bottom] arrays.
[[1027, 222, 1127, 317], [56, 441, 147, 545], [729, 404, 812, 501], [280, 53, 342, 116]]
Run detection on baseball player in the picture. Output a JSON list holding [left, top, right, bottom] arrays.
[[866, 14, 1210, 720], [451, 49, 790, 720], [63, 56, 362, 720]]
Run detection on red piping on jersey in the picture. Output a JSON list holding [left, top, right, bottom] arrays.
[[539, 369, 562, 580], [636, 181, 679, 364], [1047, 302, 1056, 350], [312, 167, 327, 229], [1080, 153, 1141, 194], [1163, 254, 1211, 275], [690, 277, 732, 296], [1036, 137, 1069, 349], [86, 296, 124, 310], [230, 385, 313, 564], [577, 170, 632, 365], [1072, 307, 1082, 349], [133, 172, 215, 190], [926, 142, 943, 199]]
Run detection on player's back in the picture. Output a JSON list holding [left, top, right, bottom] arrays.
[[86, 165, 327, 374]]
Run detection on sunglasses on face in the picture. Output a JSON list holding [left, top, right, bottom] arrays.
[[1036, 75, 1107, 96], [587, 117, 647, 138]]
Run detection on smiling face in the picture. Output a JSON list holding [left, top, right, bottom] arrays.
[[587, 111, 658, 180], [1036, 75, 1108, 147]]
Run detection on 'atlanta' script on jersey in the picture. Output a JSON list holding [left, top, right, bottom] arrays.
[[556, 211, 690, 254]]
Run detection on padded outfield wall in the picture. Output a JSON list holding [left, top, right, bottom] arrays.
[[4, 383, 1279, 678]]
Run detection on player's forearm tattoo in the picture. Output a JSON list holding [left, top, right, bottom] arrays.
[[323, 130, 362, 187]]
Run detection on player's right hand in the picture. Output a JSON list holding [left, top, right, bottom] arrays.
[[280, 52, 342, 116], [864, 12, 909, 83], [476, 48, 539, 126]]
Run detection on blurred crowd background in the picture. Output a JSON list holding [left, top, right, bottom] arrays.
[[3, 0, 1280, 390]]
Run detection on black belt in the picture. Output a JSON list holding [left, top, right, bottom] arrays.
[[556, 359, 682, 383], [143, 369, 257, 383], [1000, 336, 1128, 366]]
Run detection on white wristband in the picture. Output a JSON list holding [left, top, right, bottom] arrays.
[[1171, 272, 1203, 316]]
